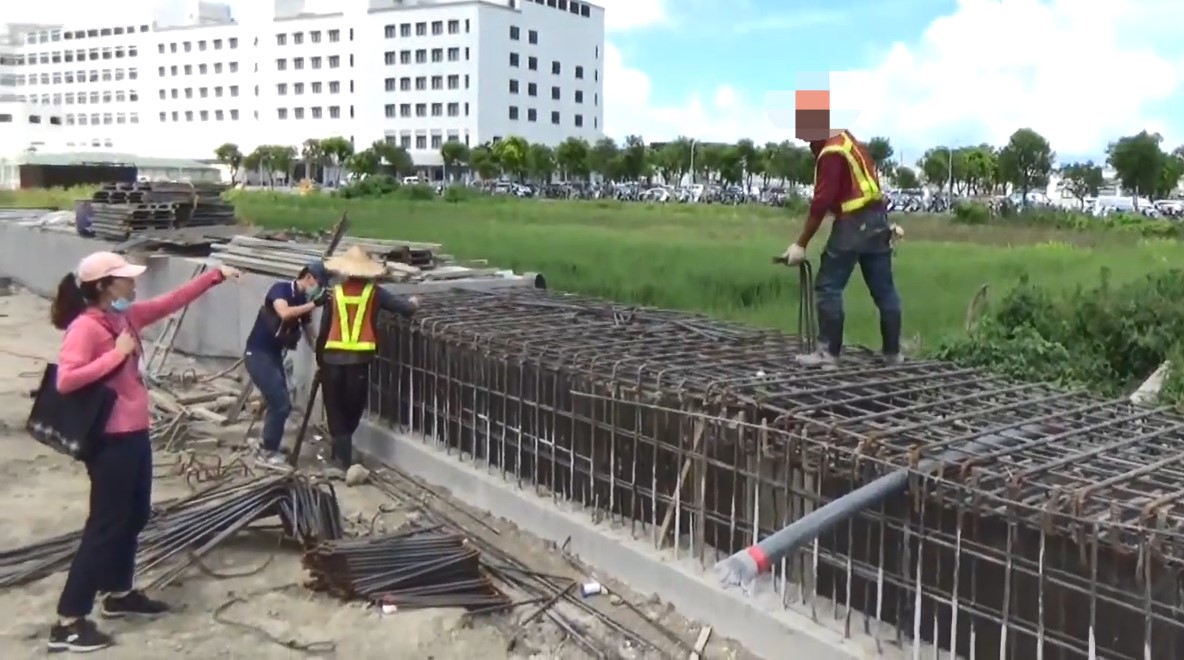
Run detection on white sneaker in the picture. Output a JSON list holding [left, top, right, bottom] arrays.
[[795, 350, 839, 369], [256, 450, 287, 466]]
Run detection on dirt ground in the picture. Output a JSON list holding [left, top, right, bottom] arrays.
[[0, 289, 755, 659]]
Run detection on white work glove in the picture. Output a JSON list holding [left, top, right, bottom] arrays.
[[781, 244, 807, 265]]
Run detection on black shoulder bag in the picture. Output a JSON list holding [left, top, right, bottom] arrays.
[[26, 359, 127, 462]]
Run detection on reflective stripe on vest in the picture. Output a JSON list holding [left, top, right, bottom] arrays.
[[816, 132, 883, 214], [324, 282, 377, 351]]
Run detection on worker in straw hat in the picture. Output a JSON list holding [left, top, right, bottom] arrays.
[[316, 245, 420, 468]]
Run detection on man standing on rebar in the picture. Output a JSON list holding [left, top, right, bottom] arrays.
[[780, 119, 903, 368], [243, 262, 328, 464], [316, 246, 419, 468]]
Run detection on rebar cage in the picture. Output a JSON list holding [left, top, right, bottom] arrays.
[[369, 288, 1184, 659]]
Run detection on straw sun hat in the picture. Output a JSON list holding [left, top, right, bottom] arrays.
[[324, 246, 385, 279]]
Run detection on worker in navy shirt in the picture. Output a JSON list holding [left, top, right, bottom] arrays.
[[243, 263, 327, 463]]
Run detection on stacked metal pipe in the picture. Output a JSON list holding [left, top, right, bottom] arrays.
[[210, 235, 447, 280], [87, 181, 236, 239], [0, 474, 342, 590], [303, 527, 507, 610]]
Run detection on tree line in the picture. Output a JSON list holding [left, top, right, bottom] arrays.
[[213, 129, 1184, 201]]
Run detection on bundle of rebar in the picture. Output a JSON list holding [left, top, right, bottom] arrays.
[[87, 181, 236, 239], [0, 474, 342, 590], [303, 527, 507, 610]]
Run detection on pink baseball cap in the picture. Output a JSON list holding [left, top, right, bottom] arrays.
[[76, 251, 147, 283]]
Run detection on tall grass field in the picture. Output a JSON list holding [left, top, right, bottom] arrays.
[[4, 187, 1180, 352]]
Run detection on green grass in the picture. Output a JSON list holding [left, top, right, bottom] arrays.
[[4, 187, 1180, 350]]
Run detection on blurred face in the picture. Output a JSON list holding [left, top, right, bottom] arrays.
[[101, 276, 137, 303], [297, 273, 320, 293]]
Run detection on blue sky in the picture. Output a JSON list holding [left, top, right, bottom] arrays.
[[13, 0, 1184, 163], [599, 0, 1184, 162]]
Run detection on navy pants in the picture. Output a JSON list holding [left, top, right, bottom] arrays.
[[812, 204, 903, 357], [320, 362, 370, 467], [57, 430, 153, 618], [244, 350, 291, 453]]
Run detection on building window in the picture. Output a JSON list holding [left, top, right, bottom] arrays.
[[312, 82, 323, 93], [294, 107, 304, 119], [329, 81, 340, 93], [551, 86, 560, 100], [385, 104, 396, 117], [575, 90, 583, 103], [447, 75, 459, 89], [575, 114, 583, 127], [447, 47, 459, 62], [416, 135, 427, 150], [329, 106, 340, 118], [510, 26, 520, 40], [401, 135, 411, 149], [311, 31, 321, 43], [431, 48, 442, 63], [328, 30, 339, 42], [448, 20, 459, 34], [294, 82, 304, 94], [509, 80, 519, 94], [385, 78, 396, 91], [276, 59, 286, 70], [431, 75, 442, 90], [551, 111, 560, 124], [527, 82, 537, 97], [277, 83, 287, 95], [384, 51, 396, 65], [329, 55, 340, 68], [415, 49, 426, 64], [432, 21, 443, 35], [552, 61, 561, 75], [231, 109, 239, 119], [415, 77, 426, 91], [575, 65, 584, 79], [529, 30, 538, 44], [447, 102, 459, 117], [527, 109, 537, 122], [431, 103, 442, 116], [277, 34, 286, 46], [528, 56, 537, 71], [399, 104, 410, 117], [416, 22, 426, 36], [278, 108, 287, 119], [294, 57, 304, 70], [385, 25, 396, 38], [510, 53, 519, 67], [415, 103, 426, 117], [311, 56, 322, 69]]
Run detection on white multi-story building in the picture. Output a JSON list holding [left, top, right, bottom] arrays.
[[1, 0, 606, 177]]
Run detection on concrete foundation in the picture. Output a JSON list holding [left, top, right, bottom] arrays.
[[0, 221, 923, 660]]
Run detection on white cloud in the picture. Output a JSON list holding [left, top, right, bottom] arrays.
[[607, 0, 1184, 157], [595, 0, 667, 32]]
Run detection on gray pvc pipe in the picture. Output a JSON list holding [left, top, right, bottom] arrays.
[[714, 425, 1046, 589]]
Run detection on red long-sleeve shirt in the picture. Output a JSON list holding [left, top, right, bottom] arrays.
[[796, 140, 884, 248]]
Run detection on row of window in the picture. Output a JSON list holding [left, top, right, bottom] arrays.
[[383, 102, 467, 119], [275, 81, 344, 95], [156, 36, 242, 55], [382, 47, 469, 66], [526, 0, 594, 18], [276, 107, 351, 120], [63, 90, 140, 104], [0, 114, 58, 123], [384, 74, 467, 92], [275, 29, 348, 46], [5, 46, 140, 66], [509, 80, 594, 104], [509, 27, 539, 44], [275, 55, 350, 71], [382, 19, 468, 39], [21, 25, 149, 45], [158, 86, 242, 100], [63, 112, 140, 125], [157, 61, 242, 77], [390, 134, 461, 151], [159, 109, 244, 122], [509, 54, 591, 80], [508, 106, 589, 128], [16, 68, 140, 86]]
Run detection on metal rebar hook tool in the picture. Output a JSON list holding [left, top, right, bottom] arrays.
[[772, 256, 818, 353]]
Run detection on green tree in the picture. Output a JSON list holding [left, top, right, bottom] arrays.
[[440, 140, 470, 182], [894, 166, 920, 189], [345, 149, 381, 178], [319, 136, 354, 186], [1158, 152, 1184, 198], [717, 146, 744, 185], [1108, 131, 1167, 207], [493, 136, 529, 181], [619, 135, 649, 181], [527, 143, 556, 182], [213, 143, 243, 184], [370, 140, 414, 177], [734, 138, 758, 189], [301, 138, 326, 184], [1059, 161, 1104, 208], [918, 148, 952, 193], [997, 128, 1054, 206], [866, 136, 894, 178], [555, 137, 590, 181], [588, 138, 620, 180], [242, 147, 264, 184], [469, 144, 499, 180], [267, 145, 297, 185]]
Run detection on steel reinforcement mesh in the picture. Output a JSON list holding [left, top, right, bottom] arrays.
[[369, 288, 1184, 659]]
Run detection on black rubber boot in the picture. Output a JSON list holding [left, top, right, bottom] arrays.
[[818, 304, 845, 358], [331, 436, 353, 468]]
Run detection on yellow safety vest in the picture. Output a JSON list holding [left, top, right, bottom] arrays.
[[816, 132, 883, 214], [323, 283, 377, 351]]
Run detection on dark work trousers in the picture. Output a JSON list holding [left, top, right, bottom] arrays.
[[57, 430, 153, 619], [320, 361, 371, 467], [243, 349, 291, 453], [814, 204, 903, 357]]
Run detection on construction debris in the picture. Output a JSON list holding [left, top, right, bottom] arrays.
[[86, 181, 237, 240], [303, 528, 508, 610], [0, 474, 343, 590], [344, 464, 369, 486], [210, 234, 502, 282]]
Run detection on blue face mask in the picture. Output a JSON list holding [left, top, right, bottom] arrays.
[[110, 298, 132, 313]]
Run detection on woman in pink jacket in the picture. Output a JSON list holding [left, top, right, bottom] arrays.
[[46, 251, 240, 654]]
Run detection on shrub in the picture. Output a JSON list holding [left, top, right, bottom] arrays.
[[937, 268, 1184, 408], [952, 201, 990, 225], [442, 185, 471, 203], [393, 184, 437, 201], [336, 175, 397, 199]]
